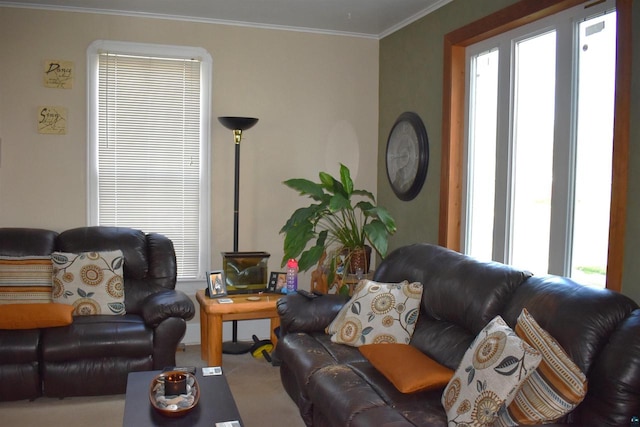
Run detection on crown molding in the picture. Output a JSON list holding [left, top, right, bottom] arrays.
[[0, 0, 451, 39]]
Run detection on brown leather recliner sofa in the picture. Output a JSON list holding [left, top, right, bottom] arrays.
[[0, 226, 195, 401], [276, 243, 640, 426]]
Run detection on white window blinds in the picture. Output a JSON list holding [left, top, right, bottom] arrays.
[[93, 47, 206, 279]]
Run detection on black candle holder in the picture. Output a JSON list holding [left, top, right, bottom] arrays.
[[164, 373, 187, 396]]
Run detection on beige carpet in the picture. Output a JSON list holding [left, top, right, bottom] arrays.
[[0, 345, 305, 427]]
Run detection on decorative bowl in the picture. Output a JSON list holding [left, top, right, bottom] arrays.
[[148, 370, 200, 417]]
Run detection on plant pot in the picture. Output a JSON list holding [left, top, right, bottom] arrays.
[[345, 246, 372, 274]]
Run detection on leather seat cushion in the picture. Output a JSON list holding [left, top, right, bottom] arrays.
[[41, 315, 153, 361], [279, 332, 366, 395], [0, 330, 41, 401], [350, 362, 448, 425], [0, 364, 41, 401], [42, 357, 153, 397], [308, 361, 448, 427]]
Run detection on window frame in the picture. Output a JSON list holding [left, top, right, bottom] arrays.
[[440, 0, 631, 291], [87, 40, 212, 284]]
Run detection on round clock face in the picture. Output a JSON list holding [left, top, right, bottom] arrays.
[[385, 112, 428, 201]]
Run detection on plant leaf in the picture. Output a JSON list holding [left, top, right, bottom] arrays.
[[329, 193, 350, 212], [494, 356, 520, 376], [282, 221, 315, 265], [339, 163, 353, 195], [280, 204, 323, 233], [298, 238, 326, 271], [283, 178, 325, 200], [338, 284, 350, 296]]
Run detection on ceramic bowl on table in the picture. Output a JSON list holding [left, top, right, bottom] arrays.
[[148, 370, 200, 417]]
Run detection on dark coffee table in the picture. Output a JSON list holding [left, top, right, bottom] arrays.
[[122, 368, 244, 427]]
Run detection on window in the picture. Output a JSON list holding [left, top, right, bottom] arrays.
[[463, 1, 617, 288], [88, 41, 212, 281], [438, 0, 633, 291]]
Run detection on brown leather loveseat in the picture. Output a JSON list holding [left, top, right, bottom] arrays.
[[276, 243, 640, 426], [0, 226, 195, 401]]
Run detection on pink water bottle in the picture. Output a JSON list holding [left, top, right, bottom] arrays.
[[286, 259, 298, 293]]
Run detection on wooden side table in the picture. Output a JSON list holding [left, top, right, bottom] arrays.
[[196, 290, 282, 366]]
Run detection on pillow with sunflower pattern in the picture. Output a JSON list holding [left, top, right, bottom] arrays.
[[326, 279, 423, 347], [441, 315, 541, 426], [52, 250, 125, 316]]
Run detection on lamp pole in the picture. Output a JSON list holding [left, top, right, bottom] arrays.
[[217, 116, 258, 355], [218, 117, 258, 251]]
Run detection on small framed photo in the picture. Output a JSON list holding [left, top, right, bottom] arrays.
[[206, 270, 227, 298], [268, 271, 287, 293]]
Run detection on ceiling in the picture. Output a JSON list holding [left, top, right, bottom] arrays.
[[0, 0, 452, 38]]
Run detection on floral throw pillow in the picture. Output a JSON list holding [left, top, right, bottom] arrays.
[[326, 279, 423, 347], [441, 315, 541, 426], [52, 250, 125, 316]]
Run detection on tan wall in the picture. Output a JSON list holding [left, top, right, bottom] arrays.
[[0, 7, 379, 288], [378, 0, 515, 251]]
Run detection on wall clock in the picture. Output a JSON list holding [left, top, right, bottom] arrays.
[[385, 111, 429, 201]]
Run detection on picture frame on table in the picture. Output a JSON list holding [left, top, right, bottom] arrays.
[[268, 271, 287, 293], [206, 270, 227, 298]]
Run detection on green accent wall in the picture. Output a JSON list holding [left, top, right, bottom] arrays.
[[378, 0, 640, 303]]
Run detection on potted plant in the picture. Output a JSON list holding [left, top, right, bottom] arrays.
[[280, 164, 396, 293]]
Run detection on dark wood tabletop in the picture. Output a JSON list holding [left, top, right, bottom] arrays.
[[123, 368, 243, 427]]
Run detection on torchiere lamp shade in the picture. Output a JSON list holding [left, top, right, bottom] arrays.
[[218, 117, 258, 132]]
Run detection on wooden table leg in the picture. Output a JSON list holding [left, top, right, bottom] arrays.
[[200, 304, 208, 361], [270, 315, 281, 346], [207, 312, 223, 366]]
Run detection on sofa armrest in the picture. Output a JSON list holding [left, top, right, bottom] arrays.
[[277, 293, 349, 336], [141, 290, 195, 327]]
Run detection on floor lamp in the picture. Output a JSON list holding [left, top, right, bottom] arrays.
[[218, 116, 259, 354]]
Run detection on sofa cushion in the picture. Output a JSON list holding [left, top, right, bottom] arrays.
[[52, 250, 125, 316], [359, 343, 453, 393], [279, 331, 367, 394], [0, 303, 74, 329], [326, 280, 422, 347], [41, 314, 153, 361], [496, 308, 587, 425], [56, 226, 149, 280], [0, 228, 58, 257], [309, 361, 448, 427], [308, 363, 390, 426], [0, 256, 53, 304], [373, 244, 533, 335], [442, 315, 541, 426], [501, 275, 638, 374]]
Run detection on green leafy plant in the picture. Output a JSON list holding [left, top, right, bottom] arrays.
[[280, 164, 396, 289]]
